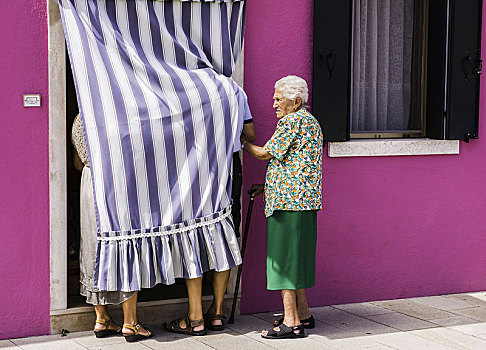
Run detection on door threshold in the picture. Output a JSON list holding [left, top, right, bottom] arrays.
[[50, 294, 240, 334]]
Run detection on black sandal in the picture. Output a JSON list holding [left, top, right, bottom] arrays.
[[122, 323, 153, 342], [273, 315, 315, 329], [262, 323, 305, 339], [164, 316, 207, 336], [93, 318, 121, 338], [204, 312, 226, 331]]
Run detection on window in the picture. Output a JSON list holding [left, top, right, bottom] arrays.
[[350, 0, 424, 138], [312, 0, 482, 143]]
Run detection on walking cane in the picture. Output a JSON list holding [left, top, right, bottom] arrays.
[[228, 188, 256, 324]]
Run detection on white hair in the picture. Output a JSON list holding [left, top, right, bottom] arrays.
[[274, 75, 309, 105]]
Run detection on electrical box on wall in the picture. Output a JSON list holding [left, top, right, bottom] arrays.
[[23, 94, 41, 107]]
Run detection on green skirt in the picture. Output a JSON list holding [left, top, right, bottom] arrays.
[[266, 210, 317, 290]]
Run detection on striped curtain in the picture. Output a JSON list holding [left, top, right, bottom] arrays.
[[59, 0, 249, 291]]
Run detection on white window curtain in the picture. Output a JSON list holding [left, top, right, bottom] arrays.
[[351, 0, 415, 132]]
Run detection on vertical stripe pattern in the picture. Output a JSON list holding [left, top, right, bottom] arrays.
[[60, 0, 248, 291]]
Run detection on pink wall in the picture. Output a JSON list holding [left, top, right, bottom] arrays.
[[0, 1, 50, 339], [241, 0, 486, 313]]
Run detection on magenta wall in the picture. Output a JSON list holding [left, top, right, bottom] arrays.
[[0, 1, 50, 340], [241, 0, 486, 313], [2, 0, 486, 339]]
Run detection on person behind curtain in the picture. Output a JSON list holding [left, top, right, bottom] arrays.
[[71, 115, 152, 342], [164, 121, 255, 335], [242, 76, 323, 339]]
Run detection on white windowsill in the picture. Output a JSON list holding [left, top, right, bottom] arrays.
[[328, 138, 460, 157]]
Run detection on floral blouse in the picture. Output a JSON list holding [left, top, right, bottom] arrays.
[[263, 108, 323, 218]]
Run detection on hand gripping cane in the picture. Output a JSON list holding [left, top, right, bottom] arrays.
[[228, 189, 256, 324]]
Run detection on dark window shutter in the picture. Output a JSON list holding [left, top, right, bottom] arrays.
[[312, 0, 352, 142], [427, 0, 482, 141], [446, 0, 482, 141]]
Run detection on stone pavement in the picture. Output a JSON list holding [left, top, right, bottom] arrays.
[[5, 293, 486, 349]]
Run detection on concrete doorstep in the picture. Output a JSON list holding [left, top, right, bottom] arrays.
[[6, 292, 486, 350]]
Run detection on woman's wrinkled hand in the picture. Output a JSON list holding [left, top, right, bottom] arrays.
[[249, 184, 264, 197]]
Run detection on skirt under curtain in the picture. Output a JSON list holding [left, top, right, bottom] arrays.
[[80, 166, 134, 305]]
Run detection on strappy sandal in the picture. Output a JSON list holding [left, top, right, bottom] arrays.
[[204, 312, 226, 331], [93, 318, 121, 338], [122, 323, 153, 342], [262, 323, 305, 339], [273, 315, 315, 329], [164, 315, 207, 336]]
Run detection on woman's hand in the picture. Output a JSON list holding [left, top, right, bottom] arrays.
[[249, 184, 264, 196]]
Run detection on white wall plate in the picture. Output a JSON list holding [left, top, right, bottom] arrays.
[[23, 94, 41, 107]]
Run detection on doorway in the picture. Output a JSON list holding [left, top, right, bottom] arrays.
[[48, 0, 242, 333]]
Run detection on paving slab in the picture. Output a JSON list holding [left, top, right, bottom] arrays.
[[311, 306, 379, 326], [371, 332, 454, 350], [449, 322, 486, 336], [308, 319, 369, 340], [332, 302, 394, 317], [309, 333, 383, 349], [310, 306, 352, 324], [367, 312, 436, 331], [469, 333, 486, 342], [429, 316, 479, 327], [251, 312, 282, 325], [198, 333, 274, 350], [411, 295, 474, 311], [410, 327, 486, 350], [444, 294, 486, 308], [0, 340, 20, 349], [256, 336, 335, 350], [225, 314, 275, 335], [372, 299, 453, 320], [194, 329, 274, 350], [87, 342, 149, 350], [140, 336, 212, 350], [12, 337, 87, 350], [311, 308, 398, 336], [466, 292, 486, 303], [136, 326, 221, 350], [71, 330, 126, 348], [451, 307, 486, 322]]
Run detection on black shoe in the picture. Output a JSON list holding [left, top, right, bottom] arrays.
[[273, 315, 315, 329]]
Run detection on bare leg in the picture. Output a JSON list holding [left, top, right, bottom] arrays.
[[262, 289, 301, 336], [296, 289, 312, 320], [121, 292, 151, 336], [179, 277, 204, 332], [93, 305, 120, 331], [282, 289, 300, 327], [208, 269, 231, 326]]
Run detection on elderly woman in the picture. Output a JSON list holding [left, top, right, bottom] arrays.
[[72, 115, 152, 342], [242, 75, 323, 339]]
